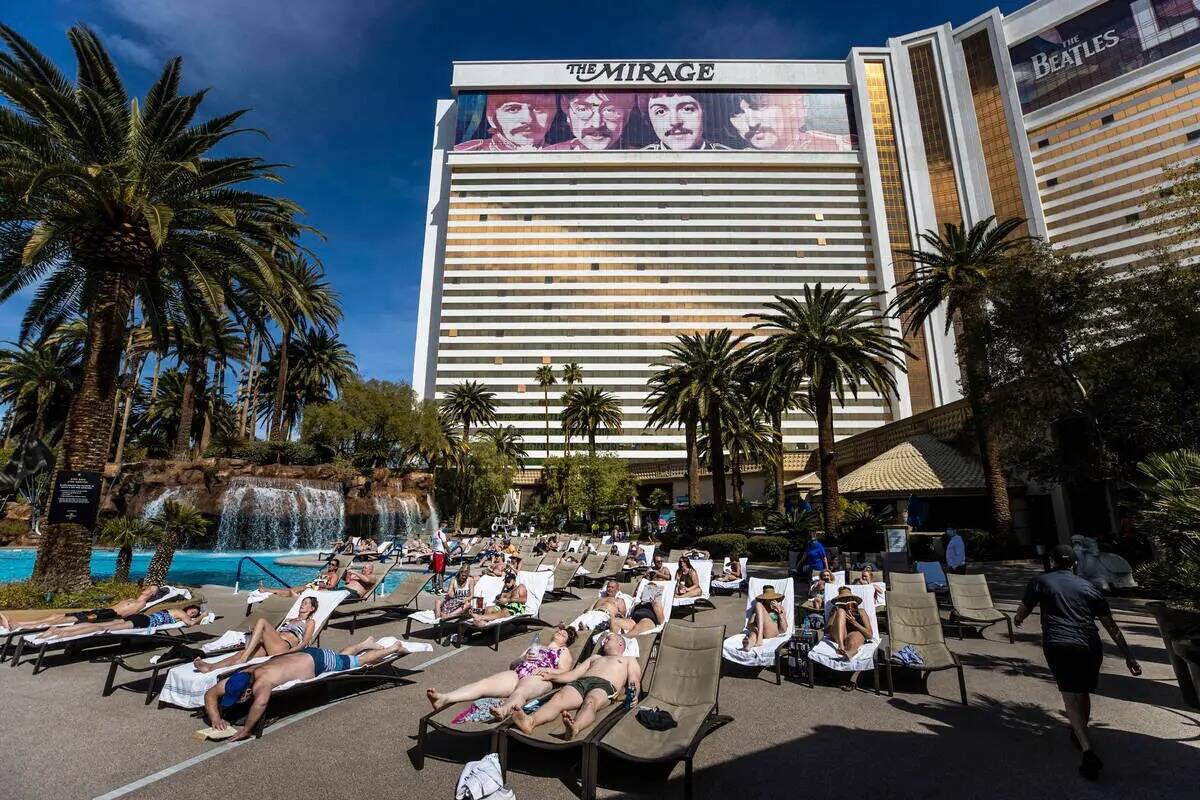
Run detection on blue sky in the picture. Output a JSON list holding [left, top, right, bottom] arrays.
[[2, 0, 1023, 385]]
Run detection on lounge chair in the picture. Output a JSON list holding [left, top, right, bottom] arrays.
[[722, 577, 796, 683], [566, 538, 583, 553], [243, 558, 354, 610], [811, 569, 847, 586], [586, 623, 731, 800], [710, 557, 749, 595], [454, 570, 554, 651], [405, 574, 504, 645], [915, 561, 950, 594], [339, 559, 398, 604], [805, 583, 882, 691], [155, 589, 348, 709], [881, 590, 968, 705], [498, 633, 657, 783], [666, 559, 714, 620], [330, 570, 432, 633], [667, 549, 685, 563], [570, 585, 638, 631], [573, 552, 607, 587], [622, 577, 677, 639], [887, 571, 928, 595], [414, 630, 590, 769], [947, 573, 1013, 643], [545, 560, 582, 601]]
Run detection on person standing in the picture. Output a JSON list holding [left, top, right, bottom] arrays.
[[431, 525, 448, 594], [799, 529, 828, 576], [1014, 545, 1141, 780], [945, 528, 966, 574]]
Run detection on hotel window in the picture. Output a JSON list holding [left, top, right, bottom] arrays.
[[908, 42, 964, 231]]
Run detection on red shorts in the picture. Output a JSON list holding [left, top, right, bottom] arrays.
[[432, 552, 446, 573]]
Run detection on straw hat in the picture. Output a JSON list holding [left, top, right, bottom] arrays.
[[833, 586, 860, 607], [756, 586, 785, 603]]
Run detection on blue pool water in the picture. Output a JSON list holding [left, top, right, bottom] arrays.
[[0, 548, 420, 592]]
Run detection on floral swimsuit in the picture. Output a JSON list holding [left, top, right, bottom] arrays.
[[515, 646, 561, 680]]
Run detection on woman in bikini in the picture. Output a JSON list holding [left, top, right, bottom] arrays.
[[715, 556, 742, 583], [675, 555, 702, 599], [468, 574, 529, 626], [742, 586, 788, 651], [194, 597, 320, 673], [434, 564, 476, 620], [425, 624, 579, 718], [609, 582, 665, 636]]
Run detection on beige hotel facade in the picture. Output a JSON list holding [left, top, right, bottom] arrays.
[[414, 0, 1200, 466]]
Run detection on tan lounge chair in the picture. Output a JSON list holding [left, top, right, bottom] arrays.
[[545, 560, 582, 601], [882, 590, 967, 705], [573, 552, 607, 587], [586, 622, 731, 800], [887, 571, 928, 595], [947, 573, 1013, 643], [331, 570, 431, 633]]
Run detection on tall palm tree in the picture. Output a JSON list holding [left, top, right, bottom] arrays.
[[171, 316, 244, 458], [144, 500, 209, 585], [740, 352, 812, 513], [0, 338, 82, 439], [559, 362, 583, 456], [644, 367, 702, 507], [653, 331, 745, 510], [891, 217, 1028, 535], [534, 364, 556, 461], [100, 516, 157, 583], [751, 285, 907, 535], [717, 402, 776, 506], [441, 380, 497, 445], [478, 425, 528, 467], [0, 26, 308, 589], [269, 253, 342, 441], [257, 326, 355, 438], [561, 386, 623, 455]]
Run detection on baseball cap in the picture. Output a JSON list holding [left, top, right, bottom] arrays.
[[1050, 544, 1077, 568], [220, 671, 253, 707]]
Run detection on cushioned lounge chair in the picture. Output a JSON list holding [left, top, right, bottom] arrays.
[[710, 557, 748, 595], [805, 583, 882, 691], [722, 577, 795, 683], [454, 570, 554, 651], [666, 559, 714, 620], [887, 571, 928, 595], [545, 560, 582, 601], [586, 623, 731, 800], [573, 552, 607, 587], [405, 574, 504, 645], [882, 590, 967, 705], [947, 573, 1013, 643], [330, 570, 431, 634]]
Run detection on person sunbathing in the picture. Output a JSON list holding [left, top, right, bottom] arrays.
[[342, 562, 380, 600], [194, 597, 319, 673], [623, 544, 647, 570], [0, 584, 174, 632], [434, 565, 476, 620], [468, 574, 528, 626], [854, 567, 886, 607], [404, 537, 433, 559], [609, 583, 665, 636], [715, 557, 742, 583], [510, 632, 643, 740], [260, 559, 342, 598], [684, 547, 710, 560], [646, 554, 671, 582], [805, 569, 835, 612], [33, 603, 205, 642], [425, 625, 579, 718], [742, 586, 788, 651], [485, 557, 507, 578], [674, 556, 702, 598], [205, 636, 412, 741], [828, 586, 871, 660], [573, 580, 630, 631]]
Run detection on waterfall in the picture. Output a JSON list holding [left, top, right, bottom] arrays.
[[426, 492, 440, 536], [373, 495, 422, 540], [142, 486, 192, 521], [214, 477, 343, 551]]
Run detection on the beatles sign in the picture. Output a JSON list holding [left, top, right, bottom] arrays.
[[1010, 0, 1200, 113], [565, 61, 716, 83]]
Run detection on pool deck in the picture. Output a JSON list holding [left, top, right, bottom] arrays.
[[0, 563, 1196, 800]]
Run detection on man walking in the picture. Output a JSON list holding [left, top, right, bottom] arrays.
[[798, 529, 828, 575], [431, 525, 448, 594], [1014, 545, 1141, 780]]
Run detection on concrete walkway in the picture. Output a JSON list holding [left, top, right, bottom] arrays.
[[0, 563, 1196, 800]]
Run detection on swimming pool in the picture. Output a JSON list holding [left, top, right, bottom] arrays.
[[0, 548, 420, 592]]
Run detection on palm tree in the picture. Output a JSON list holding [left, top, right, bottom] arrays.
[[740, 353, 812, 513], [257, 326, 355, 438], [709, 402, 775, 506], [653, 331, 745, 510], [479, 425, 528, 467], [0, 27, 307, 589], [144, 500, 209, 585], [644, 368, 702, 507], [441, 380, 497, 445], [891, 217, 1028, 535], [561, 386, 623, 455], [269, 253, 342, 441], [559, 362, 583, 456], [171, 316, 244, 458], [0, 339, 82, 440], [100, 516, 157, 583], [751, 285, 907, 535], [534, 364, 556, 461]]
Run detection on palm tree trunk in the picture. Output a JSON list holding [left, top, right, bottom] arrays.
[[32, 269, 137, 590], [708, 405, 727, 510], [113, 382, 136, 466], [589, 431, 596, 457], [246, 338, 263, 439], [270, 326, 291, 442], [149, 352, 162, 400], [957, 312, 1012, 536], [731, 450, 743, 505], [772, 408, 785, 513], [114, 545, 133, 583], [685, 417, 700, 507], [543, 387, 550, 462], [174, 359, 199, 459], [144, 533, 177, 585], [814, 378, 840, 536]]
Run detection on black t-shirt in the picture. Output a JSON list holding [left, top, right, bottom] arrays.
[[1021, 569, 1111, 649]]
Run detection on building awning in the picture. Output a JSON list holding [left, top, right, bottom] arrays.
[[784, 471, 820, 490], [830, 434, 1018, 499]]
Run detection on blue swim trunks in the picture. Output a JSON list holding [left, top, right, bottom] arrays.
[[300, 647, 359, 675]]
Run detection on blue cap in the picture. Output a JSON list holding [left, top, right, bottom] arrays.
[[220, 671, 253, 707]]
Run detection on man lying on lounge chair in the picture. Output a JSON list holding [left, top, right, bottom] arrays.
[[204, 636, 413, 741], [510, 631, 642, 740], [0, 585, 176, 632], [342, 562, 380, 600], [259, 559, 343, 598], [572, 580, 630, 631], [466, 573, 528, 627], [30, 603, 205, 642]]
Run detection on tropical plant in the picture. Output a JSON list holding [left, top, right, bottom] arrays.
[[440, 380, 497, 446], [144, 500, 209, 585], [0, 26, 308, 589], [892, 217, 1028, 536], [478, 425, 528, 467], [257, 325, 354, 438], [170, 316, 244, 458], [751, 285, 907, 535], [300, 377, 444, 469], [534, 363, 556, 460], [135, 369, 238, 457], [1134, 450, 1200, 610], [741, 350, 812, 513], [561, 385, 622, 456], [559, 361, 583, 455], [647, 487, 671, 509], [0, 338, 82, 440], [652, 331, 746, 511], [99, 516, 157, 583]]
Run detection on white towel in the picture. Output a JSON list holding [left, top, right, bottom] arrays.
[[201, 630, 250, 653], [456, 753, 505, 800], [244, 590, 272, 606]]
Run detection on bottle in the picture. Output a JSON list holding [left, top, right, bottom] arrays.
[[623, 682, 635, 710], [529, 631, 542, 654]]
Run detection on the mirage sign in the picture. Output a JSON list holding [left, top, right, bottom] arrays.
[[1010, 0, 1200, 113], [565, 61, 716, 83]]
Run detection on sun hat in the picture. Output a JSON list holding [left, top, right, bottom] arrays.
[[220, 670, 253, 708], [833, 586, 861, 607], [756, 586, 785, 603]]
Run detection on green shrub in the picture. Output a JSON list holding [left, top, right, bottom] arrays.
[[695, 533, 748, 559], [0, 579, 145, 610], [747, 534, 789, 562], [221, 440, 321, 466]]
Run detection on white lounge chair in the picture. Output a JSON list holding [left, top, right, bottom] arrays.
[[711, 557, 749, 595], [806, 583, 882, 690], [666, 559, 714, 620], [570, 586, 637, 630], [453, 569, 554, 650], [405, 574, 504, 645], [721, 577, 796, 682]]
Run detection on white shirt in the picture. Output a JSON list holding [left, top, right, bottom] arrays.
[[432, 529, 446, 554], [946, 534, 966, 569]]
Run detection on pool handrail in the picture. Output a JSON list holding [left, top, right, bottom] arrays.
[[232, 555, 293, 592]]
